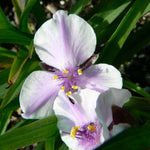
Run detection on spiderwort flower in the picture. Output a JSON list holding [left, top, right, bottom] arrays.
[[20, 10, 122, 119], [53, 88, 131, 150]]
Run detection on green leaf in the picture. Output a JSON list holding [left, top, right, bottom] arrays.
[[96, 121, 150, 150], [123, 79, 150, 99], [0, 111, 12, 135], [0, 7, 12, 29], [0, 96, 19, 113], [8, 50, 28, 84], [143, 2, 150, 15], [69, 0, 91, 15], [88, 0, 131, 31], [124, 97, 150, 123], [12, 0, 23, 21], [114, 20, 150, 67], [0, 116, 58, 150], [86, 0, 133, 48], [0, 5, 33, 45], [32, 2, 47, 27], [20, 0, 41, 32], [0, 47, 16, 59], [28, 40, 34, 58], [93, 8, 127, 49], [0, 29, 33, 45], [99, 0, 150, 64], [0, 83, 9, 99], [0, 67, 10, 85], [45, 137, 55, 150], [58, 143, 68, 150]]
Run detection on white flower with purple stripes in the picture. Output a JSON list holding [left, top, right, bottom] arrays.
[[19, 10, 122, 119]]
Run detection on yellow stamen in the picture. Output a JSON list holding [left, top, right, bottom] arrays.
[[63, 70, 69, 73], [53, 75, 58, 79], [88, 125, 96, 131], [72, 85, 78, 89], [61, 86, 65, 91], [66, 91, 72, 96], [78, 69, 82, 75], [70, 126, 80, 139]]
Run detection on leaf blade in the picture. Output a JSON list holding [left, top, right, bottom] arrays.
[[0, 116, 58, 150]]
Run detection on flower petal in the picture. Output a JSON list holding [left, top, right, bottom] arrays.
[[54, 91, 86, 128], [95, 88, 131, 139], [79, 64, 122, 92], [20, 71, 59, 119], [71, 89, 100, 122], [54, 89, 100, 128], [53, 90, 101, 150], [34, 10, 96, 70], [96, 88, 131, 128], [61, 135, 82, 150]]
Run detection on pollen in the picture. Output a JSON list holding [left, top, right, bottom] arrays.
[[61, 86, 65, 91], [88, 125, 96, 131], [78, 69, 82, 75], [53, 75, 58, 79], [70, 126, 80, 139], [72, 85, 78, 89], [63, 70, 69, 73], [66, 91, 72, 96]]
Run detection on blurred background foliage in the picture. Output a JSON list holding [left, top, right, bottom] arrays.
[[0, 0, 150, 149]]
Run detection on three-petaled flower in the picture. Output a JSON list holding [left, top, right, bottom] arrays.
[[53, 88, 131, 150], [20, 10, 122, 119]]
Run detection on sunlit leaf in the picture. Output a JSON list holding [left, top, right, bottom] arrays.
[[88, 0, 131, 31], [99, 0, 150, 64], [114, 21, 150, 67], [0, 116, 58, 150], [69, 0, 91, 15], [123, 79, 150, 99]]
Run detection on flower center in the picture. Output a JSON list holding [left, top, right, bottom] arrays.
[[53, 68, 82, 95], [70, 123, 97, 140], [62, 122, 100, 148]]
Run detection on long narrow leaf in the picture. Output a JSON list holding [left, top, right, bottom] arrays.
[[115, 21, 150, 67], [0, 47, 16, 59], [0, 7, 12, 29], [8, 50, 28, 84], [99, 0, 150, 64], [20, 0, 40, 32], [88, 0, 131, 31], [12, 0, 23, 21], [123, 79, 150, 99], [0, 116, 58, 150], [69, 0, 91, 15], [0, 111, 12, 135], [0, 29, 33, 45]]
